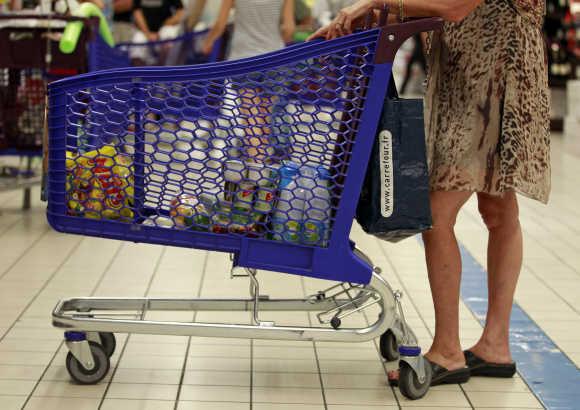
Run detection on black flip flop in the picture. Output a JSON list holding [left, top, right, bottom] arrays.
[[387, 358, 470, 387], [464, 350, 516, 378]]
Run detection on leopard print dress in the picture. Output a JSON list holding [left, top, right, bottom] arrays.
[[424, 0, 551, 203]]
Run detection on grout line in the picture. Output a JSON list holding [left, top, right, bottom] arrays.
[[300, 276, 328, 410], [0, 227, 50, 281], [173, 251, 209, 410], [523, 263, 579, 314], [376, 237, 476, 410], [97, 246, 168, 410], [19, 242, 125, 409], [249, 338, 253, 410], [0, 236, 84, 343]]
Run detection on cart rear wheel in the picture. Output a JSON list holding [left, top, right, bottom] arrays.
[[66, 342, 110, 385], [398, 360, 432, 400], [98, 332, 116, 357], [380, 330, 399, 361]]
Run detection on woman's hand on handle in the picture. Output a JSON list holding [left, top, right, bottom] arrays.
[[307, 0, 485, 41], [307, 0, 375, 41]]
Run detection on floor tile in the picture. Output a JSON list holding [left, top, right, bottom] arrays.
[[253, 358, 318, 374], [322, 373, 389, 389], [105, 383, 178, 401], [32, 381, 106, 398], [252, 386, 324, 404], [253, 404, 324, 410], [186, 357, 250, 372], [0, 365, 44, 380], [395, 389, 471, 407], [24, 397, 100, 410], [253, 372, 319, 388], [467, 391, 543, 408], [112, 369, 182, 385], [178, 385, 249, 402], [463, 376, 531, 392], [325, 388, 397, 406], [0, 395, 28, 410], [177, 402, 249, 410], [182, 370, 250, 386], [100, 398, 175, 410]]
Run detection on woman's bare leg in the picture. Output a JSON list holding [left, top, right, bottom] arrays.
[[468, 192, 522, 364], [422, 190, 473, 370], [238, 88, 274, 162]]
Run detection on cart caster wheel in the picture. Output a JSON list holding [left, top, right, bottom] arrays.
[[380, 330, 399, 361], [330, 316, 341, 329], [399, 360, 432, 400], [98, 332, 116, 357], [66, 342, 110, 385]]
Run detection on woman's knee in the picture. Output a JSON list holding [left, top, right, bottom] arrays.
[[428, 191, 472, 232], [477, 192, 520, 231]]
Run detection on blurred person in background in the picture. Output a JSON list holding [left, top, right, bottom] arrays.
[[112, 0, 134, 43], [130, 0, 183, 63], [312, 0, 356, 28], [399, 33, 427, 95], [184, 0, 222, 31], [202, 0, 295, 162]]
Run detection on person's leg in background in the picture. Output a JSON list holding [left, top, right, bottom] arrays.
[[468, 192, 522, 364], [237, 87, 275, 162], [422, 190, 473, 370], [129, 30, 150, 65], [113, 21, 135, 44]]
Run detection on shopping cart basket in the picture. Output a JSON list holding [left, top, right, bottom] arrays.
[[46, 17, 443, 399]]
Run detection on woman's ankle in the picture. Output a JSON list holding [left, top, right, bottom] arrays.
[[426, 346, 466, 370], [469, 337, 512, 364]]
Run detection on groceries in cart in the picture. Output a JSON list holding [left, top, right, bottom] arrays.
[[65, 145, 134, 221], [165, 159, 334, 246]]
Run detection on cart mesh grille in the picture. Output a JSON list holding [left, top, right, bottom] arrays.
[[63, 42, 376, 248]]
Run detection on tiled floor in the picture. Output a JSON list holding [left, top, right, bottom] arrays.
[[0, 136, 578, 409]]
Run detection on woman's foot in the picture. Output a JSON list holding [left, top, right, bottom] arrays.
[[465, 339, 516, 377], [467, 341, 511, 364], [387, 356, 470, 387], [464, 350, 516, 378]]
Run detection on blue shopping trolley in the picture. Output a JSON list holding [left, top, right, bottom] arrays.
[[46, 17, 442, 399]]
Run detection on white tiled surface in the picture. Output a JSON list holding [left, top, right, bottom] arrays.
[[2, 137, 578, 409]]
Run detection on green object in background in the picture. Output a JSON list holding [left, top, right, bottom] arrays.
[[293, 31, 312, 43], [60, 2, 115, 54]]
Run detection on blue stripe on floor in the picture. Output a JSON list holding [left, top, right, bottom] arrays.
[[459, 243, 580, 410]]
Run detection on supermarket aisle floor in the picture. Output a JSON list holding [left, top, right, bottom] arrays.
[[0, 136, 578, 410]]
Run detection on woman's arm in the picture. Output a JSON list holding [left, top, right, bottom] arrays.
[[134, 9, 158, 40], [309, 0, 483, 40], [281, 0, 296, 43], [114, 0, 133, 14], [164, 9, 185, 26], [201, 0, 234, 54], [186, 0, 207, 30], [206, 0, 234, 43]]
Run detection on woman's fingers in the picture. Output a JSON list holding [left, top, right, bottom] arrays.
[[307, 26, 330, 41], [308, 0, 375, 42]]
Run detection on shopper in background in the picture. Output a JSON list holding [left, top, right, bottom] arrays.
[[112, 0, 134, 43], [399, 33, 427, 95], [311, 0, 550, 386], [312, 0, 356, 28], [202, 0, 295, 161], [184, 0, 223, 31]]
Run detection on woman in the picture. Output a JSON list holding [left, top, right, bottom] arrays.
[[310, 0, 550, 386], [202, 0, 295, 162]]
